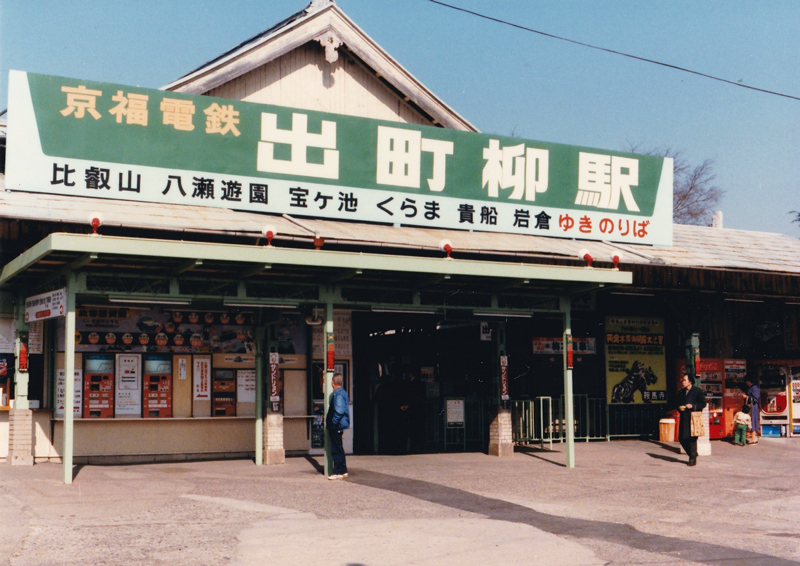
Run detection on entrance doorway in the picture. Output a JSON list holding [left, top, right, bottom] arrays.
[[352, 313, 495, 454]]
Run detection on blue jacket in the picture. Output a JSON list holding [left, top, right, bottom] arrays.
[[327, 387, 350, 430]]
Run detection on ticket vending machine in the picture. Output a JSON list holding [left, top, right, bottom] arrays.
[[84, 353, 114, 418], [791, 369, 800, 436], [755, 361, 792, 437], [212, 369, 236, 416], [723, 359, 747, 437], [697, 359, 725, 439], [143, 355, 172, 418]]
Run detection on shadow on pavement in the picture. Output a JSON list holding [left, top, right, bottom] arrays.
[[648, 439, 681, 454], [304, 454, 324, 474], [72, 464, 86, 481], [514, 446, 566, 468], [646, 452, 686, 464], [349, 469, 799, 566]]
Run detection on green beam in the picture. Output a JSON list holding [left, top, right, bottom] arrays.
[[5, 233, 632, 286], [0, 234, 57, 286]]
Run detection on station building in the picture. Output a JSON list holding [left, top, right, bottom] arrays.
[[1, 1, 799, 481]]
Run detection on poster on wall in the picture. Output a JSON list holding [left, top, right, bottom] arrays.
[[312, 313, 352, 357], [55, 369, 83, 417], [605, 317, 666, 404], [193, 357, 211, 400], [312, 361, 349, 400], [311, 401, 325, 449], [0, 315, 14, 353], [115, 354, 141, 417], [62, 306, 256, 354], [28, 321, 44, 354], [237, 369, 256, 403]]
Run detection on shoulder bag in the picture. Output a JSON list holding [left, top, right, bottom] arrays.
[[690, 410, 705, 437]]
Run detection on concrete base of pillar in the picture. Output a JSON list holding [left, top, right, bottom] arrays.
[[7, 409, 34, 466], [488, 443, 514, 458], [488, 406, 514, 458], [265, 449, 285, 465]]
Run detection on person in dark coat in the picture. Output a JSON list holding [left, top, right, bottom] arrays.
[[677, 373, 706, 466]]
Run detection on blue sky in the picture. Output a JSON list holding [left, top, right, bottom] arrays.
[[1, 0, 798, 237]]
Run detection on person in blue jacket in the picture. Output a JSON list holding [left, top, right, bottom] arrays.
[[326, 372, 350, 480], [743, 376, 761, 442]]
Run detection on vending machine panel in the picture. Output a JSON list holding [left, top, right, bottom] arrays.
[[791, 369, 800, 436], [84, 354, 114, 418], [212, 369, 236, 416], [697, 359, 725, 439], [756, 361, 792, 436], [143, 355, 172, 418], [723, 359, 747, 437]]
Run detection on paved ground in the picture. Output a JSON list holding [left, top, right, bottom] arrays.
[[1, 437, 799, 566]]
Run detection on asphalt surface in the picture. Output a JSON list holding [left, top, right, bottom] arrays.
[[1, 437, 799, 566]]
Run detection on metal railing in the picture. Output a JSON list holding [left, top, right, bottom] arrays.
[[511, 397, 554, 448], [513, 397, 663, 443], [424, 398, 487, 451], [606, 403, 662, 438]]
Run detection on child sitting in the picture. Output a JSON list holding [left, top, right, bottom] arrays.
[[732, 404, 752, 446]]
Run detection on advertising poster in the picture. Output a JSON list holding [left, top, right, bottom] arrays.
[[237, 369, 256, 403], [63, 306, 255, 354], [0, 315, 14, 353], [533, 337, 596, 355], [55, 369, 83, 417], [446, 398, 465, 427], [605, 317, 666, 404], [193, 357, 211, 400], [311, 401, 325, 449], [115, 354, 141, 416], [28, 321, 44, 355]]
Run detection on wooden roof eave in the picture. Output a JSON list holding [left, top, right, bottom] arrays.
[[162, 5, 477, 132]]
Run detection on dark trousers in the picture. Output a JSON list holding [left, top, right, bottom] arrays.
[[679, 436, 698, 461], [328, 428, 347, 475]]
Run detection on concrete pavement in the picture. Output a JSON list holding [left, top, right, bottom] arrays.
[[1, 437, 799, 565]]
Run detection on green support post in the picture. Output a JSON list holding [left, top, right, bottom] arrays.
[[254, 325, 266, 466], [63, 272, 77, 484], [322, 295, 335, 477], [560, 296, 575, 468]]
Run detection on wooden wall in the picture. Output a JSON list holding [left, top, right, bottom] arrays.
[[205, 42, 432, 125]]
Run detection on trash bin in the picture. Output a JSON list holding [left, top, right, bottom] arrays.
[[659, 418, 676, 442], [666, 410, 680, 441]]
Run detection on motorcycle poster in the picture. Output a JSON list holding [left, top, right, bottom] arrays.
[[605, 317, 667, 404]]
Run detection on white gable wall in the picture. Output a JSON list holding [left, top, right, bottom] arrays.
[[205, 42, 432, 126]]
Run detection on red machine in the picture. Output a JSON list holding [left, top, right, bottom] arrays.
[[143, 355, 172, 418], [212, 369, 236, 416], [722, 359, 747, 437], [697, 359, 725, 439], [755, 361, 794, 436], [676, 358, 726, 439], [83, 354, 114, 418]]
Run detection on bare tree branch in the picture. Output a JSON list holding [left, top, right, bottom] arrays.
[[625, 144, 724, 226]]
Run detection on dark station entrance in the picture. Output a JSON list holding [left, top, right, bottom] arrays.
[[351, 311, 609, 454], [352, 312, 496, 454]]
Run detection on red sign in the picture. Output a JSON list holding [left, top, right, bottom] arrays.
[[566, 334, 573, 369], [500, 356, 509, 400], [269, 352, 280, 402]]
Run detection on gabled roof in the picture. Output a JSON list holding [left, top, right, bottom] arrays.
[[162, 0, 476, 132]]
